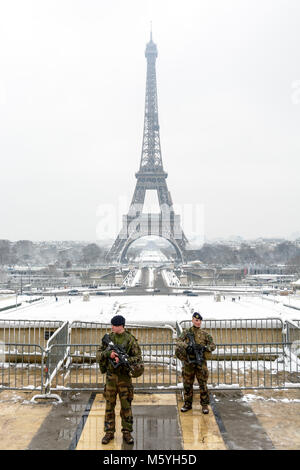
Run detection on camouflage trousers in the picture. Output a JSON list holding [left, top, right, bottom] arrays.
[[182, 362, 210, 406], [103, 372, 134, 433]]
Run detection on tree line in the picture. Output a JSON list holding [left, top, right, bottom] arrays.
[[0, 239, 300, 268], [0, 240, 106, 267]]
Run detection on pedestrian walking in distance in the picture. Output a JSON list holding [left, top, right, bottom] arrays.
[[97, 315, 143, 445], [175, 312, 216, 414]]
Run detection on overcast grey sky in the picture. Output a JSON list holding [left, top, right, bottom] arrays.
[[0, 0, 299, 243]]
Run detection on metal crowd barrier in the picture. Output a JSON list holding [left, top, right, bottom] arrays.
[[44, 340, 299, 394], [1, 319, 299, 399], [206, 341, 299, 390], [0, 320, 69, 402], [0, 343, 44, 393], [177, 318, 284, 344], [1, 340, 299, 396], [47, 342, 177, 392]]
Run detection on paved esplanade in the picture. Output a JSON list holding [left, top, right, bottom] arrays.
[[2, 388, 299, 450]]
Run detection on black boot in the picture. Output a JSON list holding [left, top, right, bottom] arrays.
[[123, 431, 134, 444], [101, 432, 114, 444], [181, 403, 192, 412]]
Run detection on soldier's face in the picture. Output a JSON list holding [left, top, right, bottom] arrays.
[[111, 324, 125, 334], [192, 317, 202, 328]]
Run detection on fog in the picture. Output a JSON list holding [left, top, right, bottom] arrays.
[[0, 0, 299, 242]]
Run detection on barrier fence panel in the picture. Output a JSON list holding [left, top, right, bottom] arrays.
[[70, 321, 175, 346], [0, 320, 63, 352], [0, 343, 44, 392], [48, 342, 179, 392], [49, 343, 103, 392], [178, 318, 284, 344], [70, 322, 110, 346], [207, 342, 299, 390], [133, 343, 178, 390], [46, 340, 300, 393]]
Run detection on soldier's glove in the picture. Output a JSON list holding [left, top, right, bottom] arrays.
[[195, 344, 206, 352], [186, 345, 194, 355]]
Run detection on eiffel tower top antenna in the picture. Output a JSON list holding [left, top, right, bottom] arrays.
[[140, 23, 161, 174]]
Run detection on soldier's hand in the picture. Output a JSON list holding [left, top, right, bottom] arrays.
[[110, 351, 119, 363], [186, 345, 194, 355]]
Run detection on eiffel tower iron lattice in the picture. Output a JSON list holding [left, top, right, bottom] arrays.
[[106, 33, 188, 263]]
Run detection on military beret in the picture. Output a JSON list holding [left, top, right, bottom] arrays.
[[111, 315, 126, 326], [193, 312, 203, 320]]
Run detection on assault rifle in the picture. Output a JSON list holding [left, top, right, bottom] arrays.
[[102, 334, 132, 371], [186, 333, 206, 366]]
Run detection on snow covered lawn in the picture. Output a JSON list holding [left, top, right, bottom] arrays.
[[0, 293, 299, 326]]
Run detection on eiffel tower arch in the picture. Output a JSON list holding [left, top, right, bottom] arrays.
[[106, 33, 188, 264], [117, 213, 187, 263]]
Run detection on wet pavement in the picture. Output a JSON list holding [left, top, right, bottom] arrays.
[[132, 405, 183, 450], [0, 388, 299, 450], [211, 390, 274, 450], [28, 391, 92, 450]]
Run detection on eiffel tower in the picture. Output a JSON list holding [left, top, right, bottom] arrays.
[[106, 32, 188, 263]]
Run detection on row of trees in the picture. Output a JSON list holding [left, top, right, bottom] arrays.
[[160, 240, 300, 266], [1, 239, 300, 268], [195, 242, 300, 266], [0, 240, 107, 267]]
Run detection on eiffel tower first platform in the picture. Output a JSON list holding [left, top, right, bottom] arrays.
[[106, 33, 188, 264]]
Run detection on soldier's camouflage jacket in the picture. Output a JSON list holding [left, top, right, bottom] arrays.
[[175, 326, 216, 364], [96, 330, 142, 375]]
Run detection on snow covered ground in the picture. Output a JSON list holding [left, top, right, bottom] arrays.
[[0, 292, 299, 326], [0, 294, 44, 310], [267, 294, 300, 310], [189, 295, 300, 324], [135, 250, 168, 263]]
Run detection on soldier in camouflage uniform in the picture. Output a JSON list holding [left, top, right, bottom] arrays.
[[96, 315, 142, 445], [175, 312, 216, 414]]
